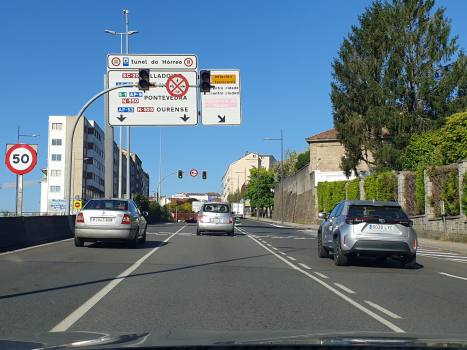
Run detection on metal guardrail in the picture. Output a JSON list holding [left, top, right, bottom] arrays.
[[1, 212, 66, 217]]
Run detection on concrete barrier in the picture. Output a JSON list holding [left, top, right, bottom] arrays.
[[0, 215, 75, 252]]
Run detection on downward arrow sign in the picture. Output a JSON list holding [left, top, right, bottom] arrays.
[[218, 115, 226, 123], [181, 114, 190, 122], [117, 114, 126, 122]]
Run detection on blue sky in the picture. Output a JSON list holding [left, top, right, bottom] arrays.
[[1, 0, 466, 212]]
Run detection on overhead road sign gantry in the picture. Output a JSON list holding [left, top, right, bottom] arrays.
[[200, 69, 241, 126], [107, 54, 198, 127]]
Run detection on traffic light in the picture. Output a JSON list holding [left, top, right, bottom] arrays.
[[178, 170, 183, 179], [202, 170, 207, 180], [139, 69, 150, 91], [199, 70, 211, 92]]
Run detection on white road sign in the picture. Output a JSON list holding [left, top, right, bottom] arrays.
[[5, 144, 38, 175], [107, 54, 197, 70], [107, 70, 198, 126], [200, 69, 241, 126]]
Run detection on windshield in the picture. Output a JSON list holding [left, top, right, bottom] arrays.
[[348, 205, 409, 220], [202, 204, 229, 213], [83, 200, 128, 211]]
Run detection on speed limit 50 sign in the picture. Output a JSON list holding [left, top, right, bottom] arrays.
[[5, 144, 38, 175]]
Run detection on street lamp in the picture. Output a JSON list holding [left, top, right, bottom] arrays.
[[263, 129, 284, 224], [72, 155, 89, 212], [16, 126, 40, 216], [105, 10, 139, 199]]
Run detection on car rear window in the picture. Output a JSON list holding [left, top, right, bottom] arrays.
[[203, 204, 230, 213], [347, 205, 408, 219], [83, 200, 128, 211]]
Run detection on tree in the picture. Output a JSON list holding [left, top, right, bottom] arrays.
[[133, 194, 149, 212], [272, 148, 298, 182], [295, 150, 310, 172], [331, 0, 467, 176], [244, 167, 276, 208]]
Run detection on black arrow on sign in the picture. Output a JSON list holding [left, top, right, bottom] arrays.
[[181, 114, 190, 122], [218, 115, 226, 123], [117, 114, 126, 122]]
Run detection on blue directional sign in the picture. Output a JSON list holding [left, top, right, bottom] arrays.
[[118, 107, 134, 113], [129, 92, 143, 97], [116, 82, 134, 86]]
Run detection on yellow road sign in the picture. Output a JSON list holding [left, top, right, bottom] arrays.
[[212, 75, 237, 84], [73, 201, 82, 210]]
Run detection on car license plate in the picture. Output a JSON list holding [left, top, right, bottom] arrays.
[[92, 217, 114, 223], [368, 224, 393, 230], [211, 218, 221, 223]]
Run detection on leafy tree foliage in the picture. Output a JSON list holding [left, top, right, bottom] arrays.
[[403, 111, 467, 170], [244, 167, 276, 208], [295, 150, 310, 172], [272, 148, 298, 182], [164, 200, 193, 213], [331, 0, 467, 176]]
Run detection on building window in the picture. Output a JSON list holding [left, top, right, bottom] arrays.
[[52, 139, 62, 146], [51, 170, 61, 176], [50, 185, 60, 192], [52, 123, 63, 130], [51, 154, 62, 161]]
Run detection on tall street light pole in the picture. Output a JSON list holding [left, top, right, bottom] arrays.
[[105, 10, 139, 199], [263, 129, 284, 224], [16, 126, 39, 216]]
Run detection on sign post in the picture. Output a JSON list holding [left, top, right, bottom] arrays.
[[5, 144, 38, 216]]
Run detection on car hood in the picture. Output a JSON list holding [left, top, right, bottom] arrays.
[[2, 330, 467, 349]]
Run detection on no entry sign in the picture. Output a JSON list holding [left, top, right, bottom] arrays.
[[5, 144, 37, 175]]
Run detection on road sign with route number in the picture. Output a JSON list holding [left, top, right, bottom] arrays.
[[190, 169, 198, 177], [107, 70, 198, 126], [5, 144, 38, 175], [200, 69, 241, 126]]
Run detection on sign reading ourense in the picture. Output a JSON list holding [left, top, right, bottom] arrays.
[[107, 54, 198, 127]]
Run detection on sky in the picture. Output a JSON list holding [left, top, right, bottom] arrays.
[[1, 0, 467, 213]]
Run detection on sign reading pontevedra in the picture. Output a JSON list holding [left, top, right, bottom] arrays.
[[107, 54, 198, 127], [200, 70, 241, 126]]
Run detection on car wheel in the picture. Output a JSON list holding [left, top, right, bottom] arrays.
[[333, 235, 348, 266], [229, 230, 235, 236], [139, 225, 147, 245], [318, 232, 329, 258], [196, 230, 201, 236], [74, 235, 84, 247], [128, 230, 139, 249], [400, 254, 416, 269]]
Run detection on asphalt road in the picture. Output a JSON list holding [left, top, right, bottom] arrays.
[[1, 220, 467, 340]]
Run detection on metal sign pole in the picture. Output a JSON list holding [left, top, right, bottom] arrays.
[[17, 174, 23, 216]]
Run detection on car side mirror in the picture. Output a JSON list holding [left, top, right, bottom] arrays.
[[142, 211, 148, 216], [318, 212, 327, 220]]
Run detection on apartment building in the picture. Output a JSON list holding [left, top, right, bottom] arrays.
[[221, 152, 276, 202], [40, 115, 149, 213]]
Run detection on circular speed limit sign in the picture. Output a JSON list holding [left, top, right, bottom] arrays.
[[5, 144, 37, 175]]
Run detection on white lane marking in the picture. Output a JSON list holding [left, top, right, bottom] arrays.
[[364, 301, 402, 319], [49, 225, 186, 332], [238, 227, 404, 333], [287, 256, 296, 261], [334, 283, 356, 294], [147, 233, 169, 235], [272, 247, 278, 251], [271, 224, 287, 228], [439, 272, 467, 281], [266, 244, 272, 247], [314, 272, 329, 279], [298, 263, 312, 270], [278, 251, 286, 255], [0, 238, 73, 256]]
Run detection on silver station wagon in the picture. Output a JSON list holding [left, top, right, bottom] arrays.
[[74, 198, 148, 248], [318, 200, 417, 268], [196, 202, 235, 236]]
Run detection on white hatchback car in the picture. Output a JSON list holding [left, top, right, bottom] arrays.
[[74, 198, 147, 248], [196, 202, 235, 236]]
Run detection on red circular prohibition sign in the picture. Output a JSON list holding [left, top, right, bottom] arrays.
[[5, 144, 38, 175], [190, 169, 198, 177], [166, 74, 189, 97]]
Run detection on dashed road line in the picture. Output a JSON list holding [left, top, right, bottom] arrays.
[[439, 272, 467, 281], [364, 301, 402, 319], [313, 272, 329, 279], [334, 283, 356, 294], [298, 263, 312, 270], [287, 256, 296, 261]]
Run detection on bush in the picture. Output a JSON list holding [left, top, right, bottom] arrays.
[[416, 166, 425, 214], [347, 178, 360, 200], [363, 172, 398, 202]]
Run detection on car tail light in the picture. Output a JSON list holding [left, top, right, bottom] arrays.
[[229, 216, 233, 223], [199, 215, 203, 223], [343, 235, 346, 245], [76, 213, 84, 223], [414, 239, 417, 249], [345, 218, 370, 225], [121, 214, 131, 225], [396, 219, 413, 227]]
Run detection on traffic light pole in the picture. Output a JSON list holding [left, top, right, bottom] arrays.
[[65, 84, 138, 215], [156, 172, 177, 203]]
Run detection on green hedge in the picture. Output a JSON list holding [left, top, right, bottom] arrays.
[[416, 167, 425, 214], [317, 178, 360, 212], [439, 170, 460, 216], [363, 172, 398, 202], [347, 178, 360, 200], [462, 173, 467, 215]]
